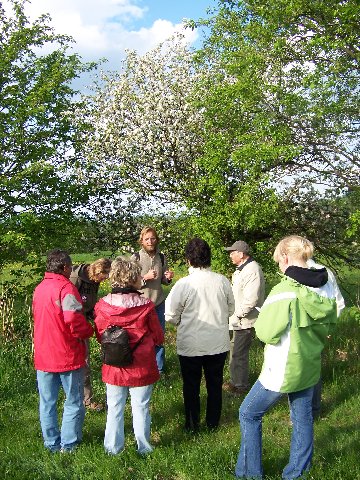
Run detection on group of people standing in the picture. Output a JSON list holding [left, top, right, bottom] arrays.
[[32, 226, 171, 454], [32, 227, 343, 479]]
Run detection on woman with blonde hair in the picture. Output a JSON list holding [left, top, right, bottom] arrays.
[[235, 235, 338, 479], [94, 257, 164, 455]]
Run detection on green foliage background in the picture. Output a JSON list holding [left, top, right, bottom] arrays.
[[0, 1, 359, 477]]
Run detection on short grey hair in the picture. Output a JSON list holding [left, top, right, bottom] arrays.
[[109, 257, 141, 288]]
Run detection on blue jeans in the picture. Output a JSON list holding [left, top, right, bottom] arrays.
[[104, 383, 154, 455], [235, 380, 314, 479], [36, 368, 85, 452], [155, 302, 165, 373]]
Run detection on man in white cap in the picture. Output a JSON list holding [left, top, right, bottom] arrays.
[[223, 240, 265, 395]]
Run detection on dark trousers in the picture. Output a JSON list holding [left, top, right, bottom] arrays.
[[230, 328, 254, 389], [178, 351, 227, 430], [83, 338, 93, 404]]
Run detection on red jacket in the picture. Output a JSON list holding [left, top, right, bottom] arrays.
[[94, 292, 164, 387], [33, 272, 94, 372]]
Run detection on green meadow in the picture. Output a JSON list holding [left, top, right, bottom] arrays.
[[0, 260, 359, 480]]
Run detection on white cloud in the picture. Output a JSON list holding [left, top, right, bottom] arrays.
[[117, 19, 198, 53], [25, 0, 146, 27], [135, 18, 196, 43], [3, 0, 198, 70]]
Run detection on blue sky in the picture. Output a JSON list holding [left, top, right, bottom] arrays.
[[130, 0, 215, 28], [5, 0, 217, 72]]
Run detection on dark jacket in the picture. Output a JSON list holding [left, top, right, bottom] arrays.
[[70, 264, 99, 319]]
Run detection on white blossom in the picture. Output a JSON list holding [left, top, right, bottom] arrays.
[[75, 34, 206, 205]]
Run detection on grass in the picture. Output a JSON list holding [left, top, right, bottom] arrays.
[[0, 258, 359, 479], [0, 310, 359, 480]]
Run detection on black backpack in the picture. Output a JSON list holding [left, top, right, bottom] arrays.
[[101, 326, 144, 367]]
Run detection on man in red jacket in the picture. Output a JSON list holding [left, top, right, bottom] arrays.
[[33, 249, 94, 452]]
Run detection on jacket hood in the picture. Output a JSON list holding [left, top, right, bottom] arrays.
[[71, 264, 91, 283], [279, 275, 337, 324], [44, 272, 69, 281], [95, 294, 153, 327], [285, 265, 328, 288]]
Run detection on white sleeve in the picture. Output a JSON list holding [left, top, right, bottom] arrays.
[[164, 282, 185, 325], [307, 259, 345, 317], [327, 269, 345, 317]]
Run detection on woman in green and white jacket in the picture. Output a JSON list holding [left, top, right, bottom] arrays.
[[235, 235, 337, 480]]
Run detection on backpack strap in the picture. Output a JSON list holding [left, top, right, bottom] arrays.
[[131, 333, 146, 353], [70, 264, 84, 290], [133, 251, 165, 267]]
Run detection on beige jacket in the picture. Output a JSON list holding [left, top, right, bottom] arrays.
[[165, 267, 235, 356], [229, 259, 265, 330]]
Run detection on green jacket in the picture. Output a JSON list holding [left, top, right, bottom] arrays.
[[256, 275, 337, 393]]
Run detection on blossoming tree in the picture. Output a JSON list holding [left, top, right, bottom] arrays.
[[80, 35, 205, 208]]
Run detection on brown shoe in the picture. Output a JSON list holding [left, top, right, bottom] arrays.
[[85, 402, 104, 412], [223, 382, 248, 396], [223, 381, 237, 393], [233, 387, 248, 396]]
